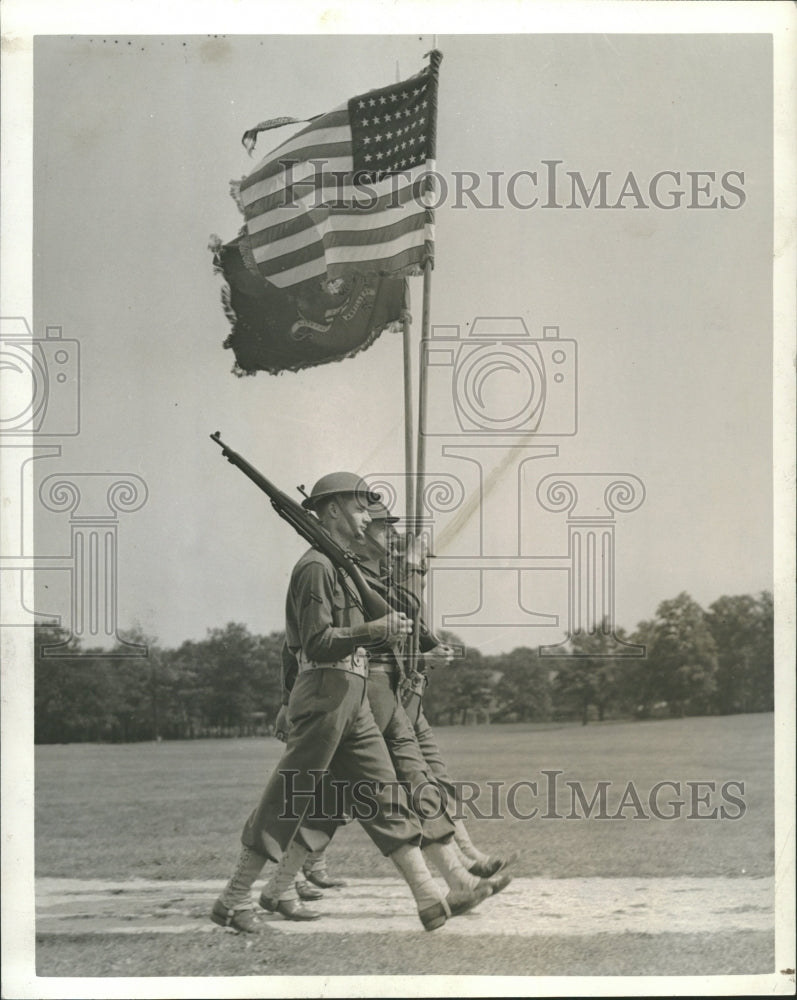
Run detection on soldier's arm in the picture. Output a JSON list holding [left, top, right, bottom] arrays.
[[390, 580, 438, 653], [293, 560, 407, 662], [280, 642, 299, 705], [389, 536, 439, 651]]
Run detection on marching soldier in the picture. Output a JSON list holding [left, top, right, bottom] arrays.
[[273, 495, 511, 905], [366, 505, 514, 879], [211, 473, 488, 934], [273, 647, 347, 900], [342, 498, 511, 900], [270, 498, 513, 902]]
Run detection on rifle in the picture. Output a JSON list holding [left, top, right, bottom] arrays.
[[209, 431, 395, 629]]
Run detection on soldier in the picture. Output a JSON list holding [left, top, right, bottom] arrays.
[[313, 496, 511, 901], [272, 499, 514, 898], [273, 646, 347, 901], [272, 496, 512, 905], [365, 506, 514, 879], [211, 473, 488, 934]]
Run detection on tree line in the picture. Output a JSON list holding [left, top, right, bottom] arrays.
[[33, 590, 773, 744]]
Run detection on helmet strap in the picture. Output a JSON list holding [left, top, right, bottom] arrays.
[[364, 520, 388, 555], [332, 493, 360, 541]]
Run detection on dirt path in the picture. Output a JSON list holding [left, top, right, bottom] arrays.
[[36, 875, 773, 937]]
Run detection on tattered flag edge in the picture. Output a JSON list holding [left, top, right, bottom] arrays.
[[209, 235, 409, 377]]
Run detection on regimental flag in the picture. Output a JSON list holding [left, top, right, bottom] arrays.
[[213, 51, 441, 376], [211, 233, 409, 375], [237, 50, 441, 290]]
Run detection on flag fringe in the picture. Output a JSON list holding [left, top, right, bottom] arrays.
[[224, 308, 403, 378], [210, 235, 403, 377], [229, 178, 246, 215]]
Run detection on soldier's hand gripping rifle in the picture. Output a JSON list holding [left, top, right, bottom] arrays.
[[209, 432, 406, 646]]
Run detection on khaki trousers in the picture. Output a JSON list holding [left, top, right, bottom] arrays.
[[241, 667, 422, 861], [403, 693, 460, 809], [366, 671, 455, 844]]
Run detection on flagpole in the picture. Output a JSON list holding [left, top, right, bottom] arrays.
[[412, 45, 439, 664], [395, 59, 416, 530], [414, 44, 440, 532], [409, 47, 440, 667], [414, 258, 433, 535], [402, 309, 415, 527], [406, 257, 432, 671]]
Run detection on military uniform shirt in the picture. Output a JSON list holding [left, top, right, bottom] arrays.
[[285, 548, 376, 664]]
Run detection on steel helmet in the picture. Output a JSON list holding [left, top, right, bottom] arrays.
[[366, 500, 399, 524], [301, 472, 381, 511]]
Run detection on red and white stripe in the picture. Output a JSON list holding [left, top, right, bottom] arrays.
[[238, 98, 435, 289]]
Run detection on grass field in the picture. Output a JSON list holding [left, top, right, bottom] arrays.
[[33, 713, 775, 980]]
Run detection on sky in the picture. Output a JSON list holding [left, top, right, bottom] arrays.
[[19, 30, 776, 654]]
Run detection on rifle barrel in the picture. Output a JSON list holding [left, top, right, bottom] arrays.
[[210, 432, 395, 627]]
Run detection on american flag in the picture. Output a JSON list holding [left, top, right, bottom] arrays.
[[237, 51, 441, 292]]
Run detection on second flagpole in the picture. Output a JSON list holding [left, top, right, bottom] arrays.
[[402, 305, 415, 527], [396, 59, 417, 531], [414, 258, 433, 535], [408, 258, 433, 671]]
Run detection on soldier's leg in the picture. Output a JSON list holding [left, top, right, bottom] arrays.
[[401, 686, 423, 728], [215, 670, 361, 930], [241, 669, 361, 860], [406, 698, 480, 861], [368, 673, 456, 846], [211, 846, 270, 933], [264, 775, 344, 912], [299, 769, 348, 889], [328, 692, 424, 857], [327, 698, 474, 930], [258, 839, 321, 922], [413, 703, 514, 878], [348, 685, 503, 919], [367, 674, 480, 895], [303, 846, 347, 889], [411, 702, 458, 802], [273, 706, 343, 897], [382, 697, 498, 900]]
